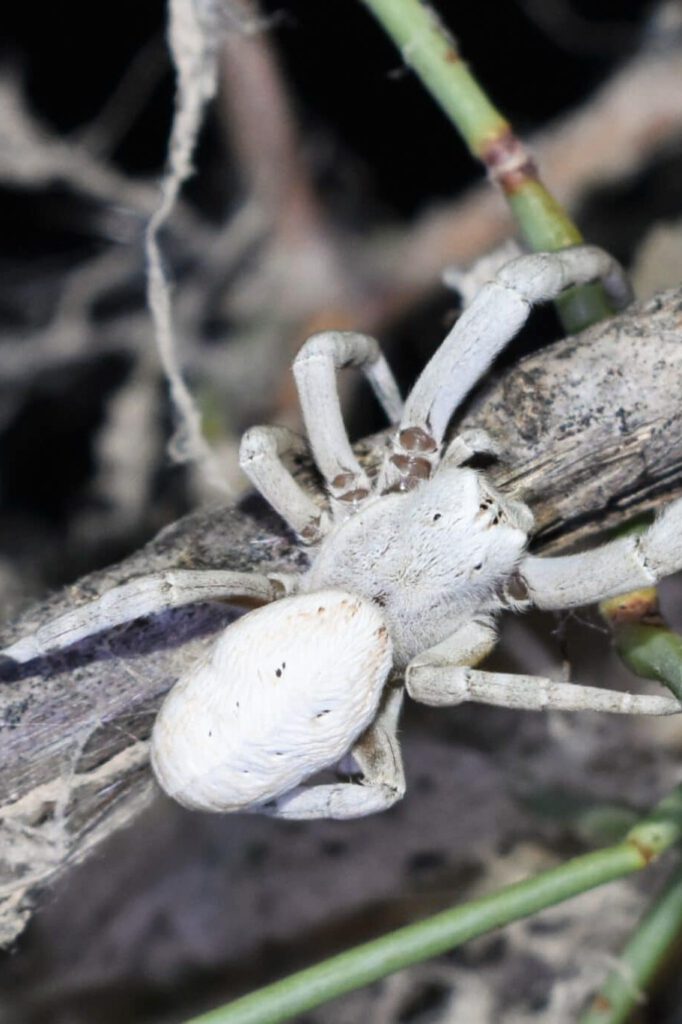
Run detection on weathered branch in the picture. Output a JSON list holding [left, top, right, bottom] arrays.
[[2, 288, 682, 946]]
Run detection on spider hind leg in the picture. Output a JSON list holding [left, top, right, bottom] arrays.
[[258, 684, 405, 820]]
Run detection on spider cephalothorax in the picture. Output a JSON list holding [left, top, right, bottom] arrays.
[[5, 246, 682, 820], [305, 466, 532, 667]]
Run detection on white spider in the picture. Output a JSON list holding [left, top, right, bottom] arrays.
[[5, 246, 682, 820]]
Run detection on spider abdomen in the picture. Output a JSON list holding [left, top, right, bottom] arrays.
[[150, 590, 392, 812]]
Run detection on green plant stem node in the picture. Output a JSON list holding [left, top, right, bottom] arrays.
[[361, 0, 615, 333]]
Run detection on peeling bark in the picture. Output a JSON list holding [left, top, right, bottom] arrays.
[[2, 288, 682, 946]]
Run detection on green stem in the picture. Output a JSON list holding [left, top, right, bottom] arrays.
[[580, 859, 682, 1024], [599, 523, 682, 704], [611, 622, 682, 703], [362, 0, 510, 160], [360, 0, 614, 331], [183, 787, 682, 1024]]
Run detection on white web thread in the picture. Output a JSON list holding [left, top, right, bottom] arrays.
[[145, 0, 229, 492]]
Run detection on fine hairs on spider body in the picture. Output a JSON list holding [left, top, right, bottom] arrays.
[[5, 246, 682, 819]]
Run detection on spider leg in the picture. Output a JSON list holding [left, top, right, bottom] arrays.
[[239, 425, 330, 544], [519, 497, 682, 610], [2, 569, 292, 663], [257, 684, 405, 820], [382, 246, 630, 492], [293, 331, 402, 504], [406, 620, 681, 716], [441, 428, 501, 467]]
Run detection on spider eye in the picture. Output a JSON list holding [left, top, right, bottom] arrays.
[[473, 562, 483, 571], [432, 513, 442, 522]]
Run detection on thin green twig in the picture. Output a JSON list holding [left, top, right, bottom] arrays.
[[601, 586, 682, 704], [596, 577, 682, 1012], [598, 522, 682, 700], [614, 621, 682, 703], [580, 859, 682, 1024], [359, 0, 613, 331], [183, 787, 682, 1024]]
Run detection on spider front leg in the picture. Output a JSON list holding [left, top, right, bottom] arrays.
[[293, 331, 403, 504], [258, 684, 405, 820], [519, 497, 682, 610], [382, 246, 631, 491], [1, 569, 292, 663], [406, 620, 682, 717], [239, 425, 330, 544]]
